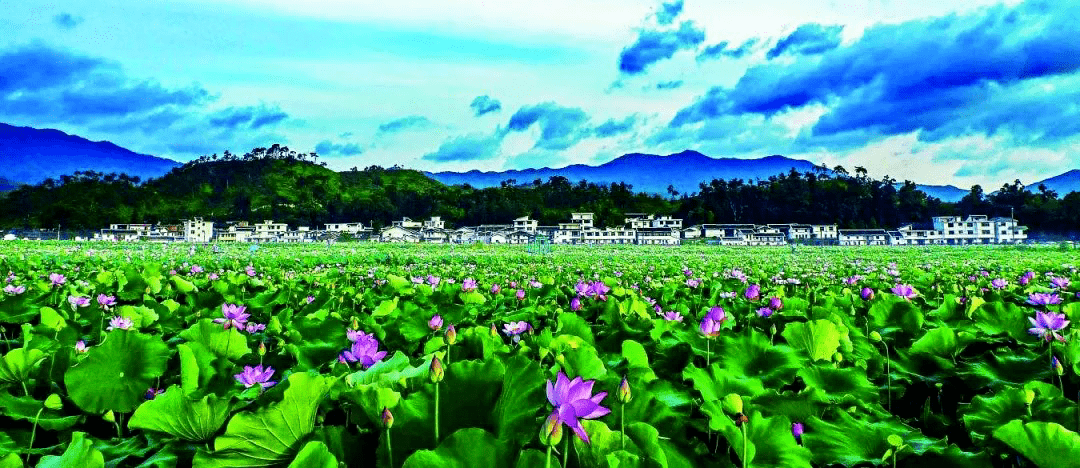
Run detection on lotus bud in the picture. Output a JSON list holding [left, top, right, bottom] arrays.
[[539, 412, 563, 446], [351, 317, 359, 330], [721, 393, 743, 415], [618, 376, 632, 403], [445, 324, 457, 345], [104, 410, 116, 423], [834, 352, 843, 363], [869, 331, 882, 342], [1052, 356, 1064, 376], [44, 394, 63, 411], [770, 323, 777, 336], [791, 422, 804, 445], [887, 435, 903, 448], [734, 412, 749, 427], [381, 407, 394, 429], [490, 323, 499, 337], [258, 342, 267, 357], [430, 356, 444, 383], [1023, 388, 1035, 406]]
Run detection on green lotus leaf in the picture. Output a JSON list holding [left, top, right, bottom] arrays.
[[286, 441, 338, 468], [0, 391, 79, 430], [782, 319, 843, 362], [558, 312, 596, 347], [0, 347, 45, 384], [992, 420, 1080, 468], [573, 420, 641, 468], [514, 449, 561, 468], [803, 410, 945, 465], [798, 364, 879, 406], [402, 428, 507, 468], [178, 319, 251, 360], [63, 331, 171, 413], [373, 297, 399, 317], [195, 372, 335, 467], [868, 297, 924, 335], [971, 301, 1030, 342], [36, 432, 104, 468], [128, 385, 231, 441], [961, 381, 1077, 445]]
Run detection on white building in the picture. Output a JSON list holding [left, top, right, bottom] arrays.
[[96, 223, 153, 242], [250, 220, 287, 242], [838, 229, 889, 246], [182, 218, 215, 242], [513, 216, 538, 233], [392, 217, 423, 229]]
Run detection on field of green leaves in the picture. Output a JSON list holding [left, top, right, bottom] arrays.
[[0, 241, 1078, 467]]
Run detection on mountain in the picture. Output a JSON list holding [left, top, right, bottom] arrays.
[[1032, 170, 1080, 196], [427, 151, 824, 195], [0, 177, 18, 193], [905, 183, 968, 203], [0, 123, 180, 184]]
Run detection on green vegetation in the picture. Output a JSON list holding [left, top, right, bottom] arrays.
[[1, 146, 1078, 236], [0, 242, 1077, 467]]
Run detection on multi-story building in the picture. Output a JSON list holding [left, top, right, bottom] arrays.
[[514, 216, 538, 233], [182, 218, 215, 243]]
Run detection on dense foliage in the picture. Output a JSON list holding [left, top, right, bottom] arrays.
[[0, 242, 1078, 467], [1, 147, 1079, 235]]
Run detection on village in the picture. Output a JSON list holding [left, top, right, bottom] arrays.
[[2, 213, 1029, 246]]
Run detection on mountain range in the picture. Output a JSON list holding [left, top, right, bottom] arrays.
[[0, 123, 180, 185], [2, 122, 1078, 203]]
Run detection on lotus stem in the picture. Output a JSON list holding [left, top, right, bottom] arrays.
[[434, 382, 440, 445], [620, 402, 625, 450], [741, 422, 748, 468], [883, 342, 892, 412], [386, 428, 394, 468], [25, 407, 43, 464], [706, 339, 711, 368], [562, 433, 569, 468], [545, 443, 552, 468], [20, 381, 29, 397]]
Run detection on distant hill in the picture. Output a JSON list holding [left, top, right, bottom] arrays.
[[1033, 170, 1080, 196], [904, 183, 968, 203], [0, 123, 180, 184], [427, 151, 825, 195], [0, 177, 18, 192]]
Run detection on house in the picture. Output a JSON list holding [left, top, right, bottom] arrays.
[[423, 216, 447, 230], [380, 225, 421, 242], [505, 230, 535, 244], [571, 213, 594, 229], [215, 222, 256, 243], [582, 227, 637, 245], [250, 220, 287, 243], [96, 223, 152, 241], [681, 226, 701, 239], [282, 227, 317, 243], [810, 225, 839, 241], [392, 217, 423, 229], [769, 224, 813, 241], [420, 227, 450, 243], [897, 223, 944, 245], [838, 229, 889, 246], [991, 217, 1028, 244], [324, 222, 371, 236], [636, 227, 681, 245], [513, 216, 538, 233], [182, 218, 215, 243]]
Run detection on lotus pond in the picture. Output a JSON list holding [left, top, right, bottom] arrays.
[[0, 241, 1078, 467]]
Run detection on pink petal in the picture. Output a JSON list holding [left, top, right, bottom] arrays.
[[566, 379, 595, 403]]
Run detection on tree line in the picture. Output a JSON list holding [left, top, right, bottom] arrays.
[[1, 148, 1077, 237]]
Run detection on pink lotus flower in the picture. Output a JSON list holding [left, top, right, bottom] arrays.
[[1028, 310, 1069, 342], [699, 307, 726, 337], [214, 304, 249, 330], [339, 331, 387, 368], [1027, 293, 1062, 307], [234, 365, 276, 389], [744, 284, 761, 300], [75, 340, 87, 353], [516, 289, 526, 301], [990, 278, 1008, 289], [461, 278, 478, 292], [891, 284, 917, 300], [861, 287, 875, 300], [2, 284, 25, 295], [570, 296, 582, 311], [503, 321, 530, 336], [107, 316, 133, 330], [428, 314, 443, 331], [660, 311, 683, 322], [49, 273, 66, 286], [545, 371, 610, 444], [68, 295, 90, 308]]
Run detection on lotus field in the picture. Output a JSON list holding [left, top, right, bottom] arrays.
[[1, 242, 1080, 467]]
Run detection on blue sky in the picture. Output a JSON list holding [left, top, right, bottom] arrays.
[[3, 0, 1078, 188]]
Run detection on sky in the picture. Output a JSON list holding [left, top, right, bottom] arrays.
[[3, 0, 1079, 189]]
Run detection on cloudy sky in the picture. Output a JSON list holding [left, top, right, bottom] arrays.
[[3, 0, 1078, 188]]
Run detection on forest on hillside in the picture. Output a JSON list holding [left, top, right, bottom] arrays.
[[1, 145, 1079, 236]]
